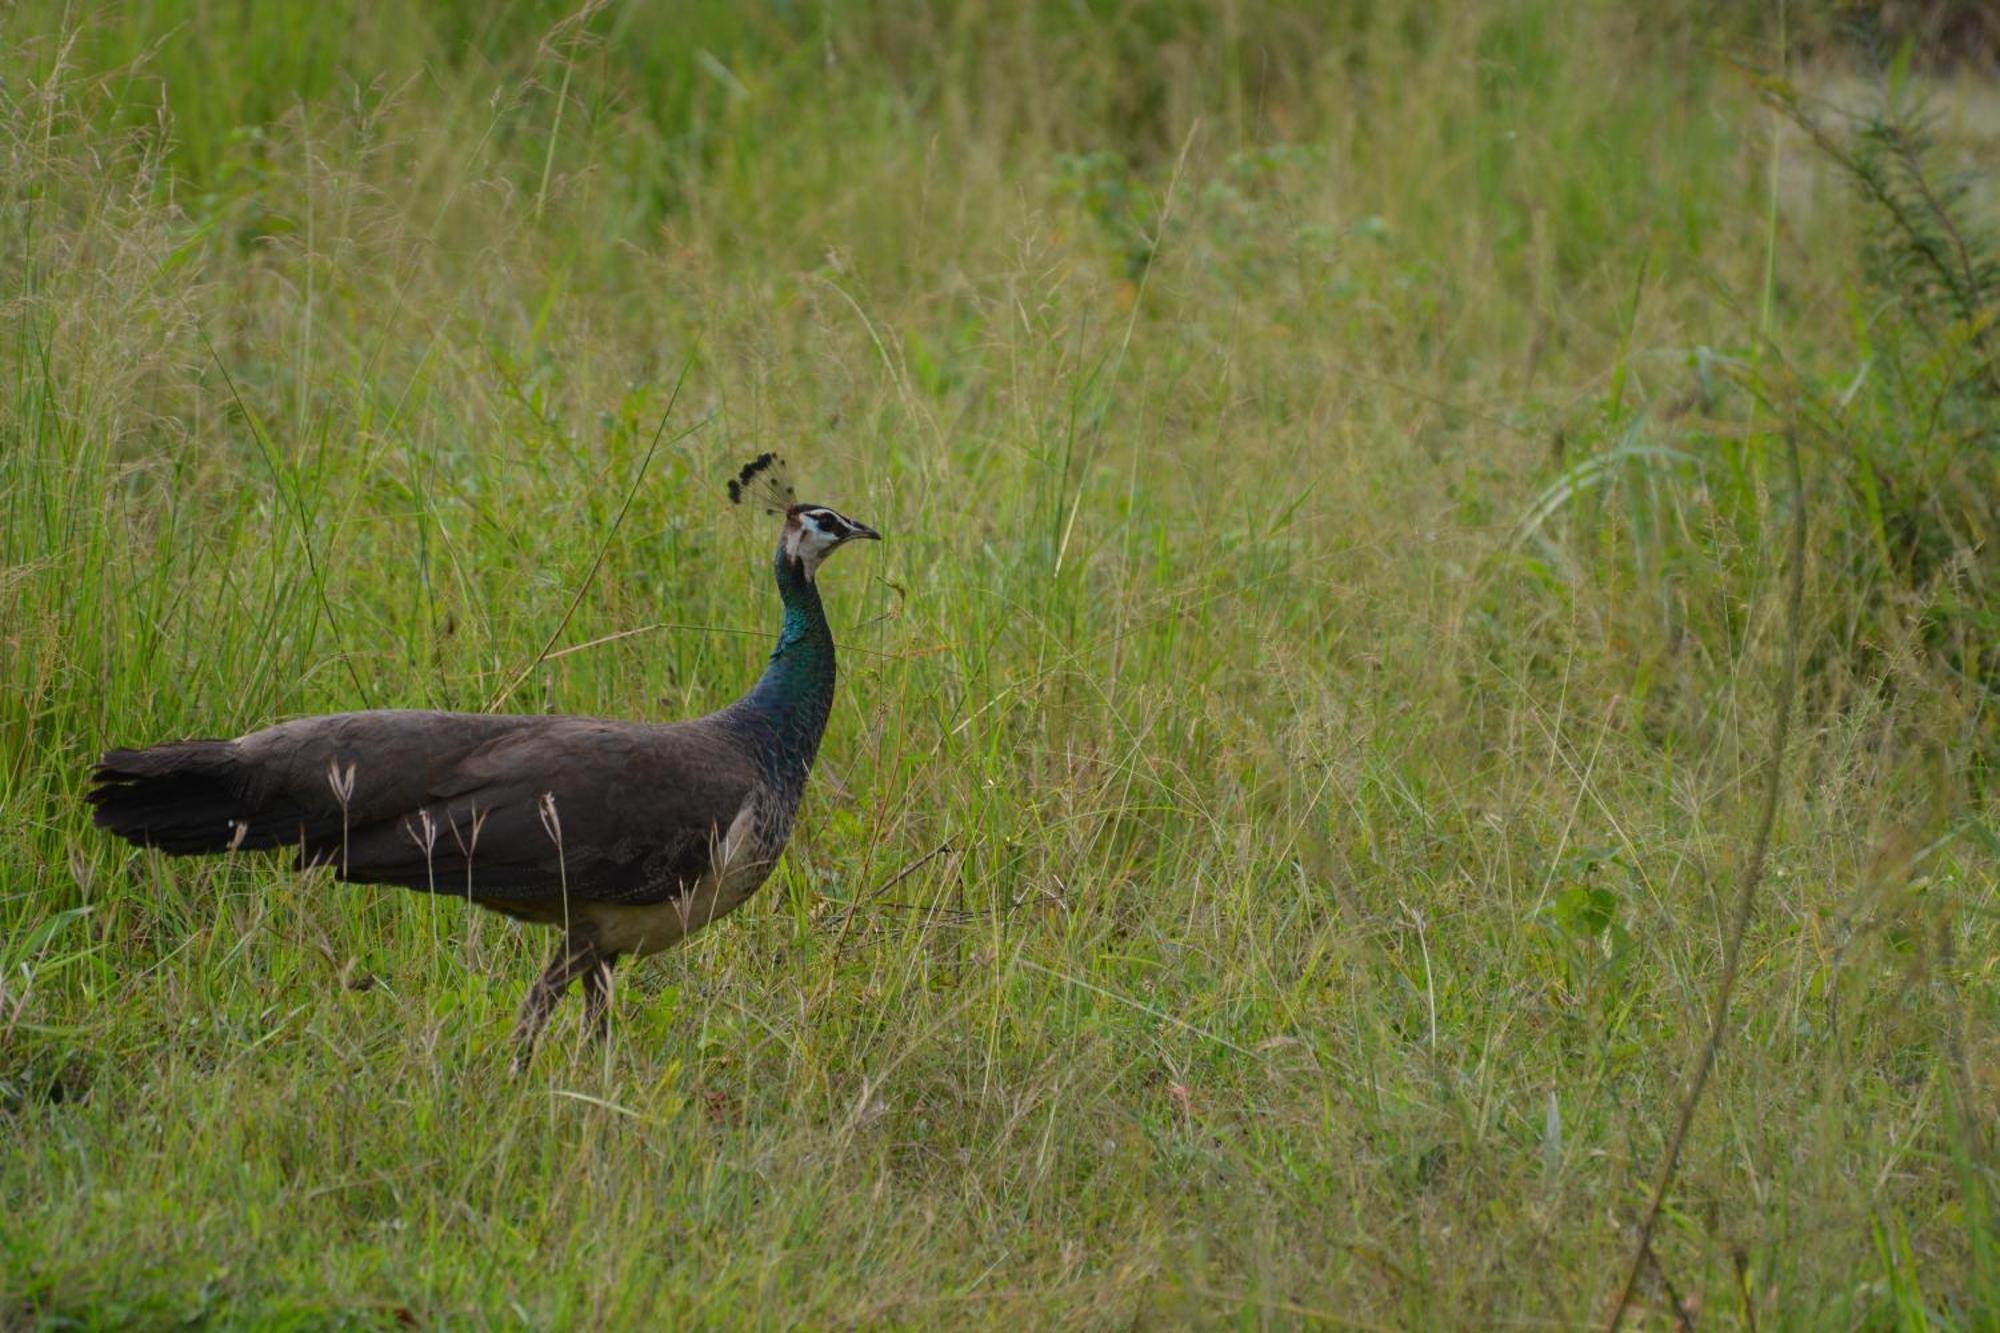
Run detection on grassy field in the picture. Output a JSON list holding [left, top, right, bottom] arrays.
[[3, 1, 1997, 1325]]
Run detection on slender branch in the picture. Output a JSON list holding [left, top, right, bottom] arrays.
[[484, 351, 702, 712], [1604, 425, 1806, 1330]]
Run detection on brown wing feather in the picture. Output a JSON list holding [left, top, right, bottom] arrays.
[[217, 711, 756, 904]]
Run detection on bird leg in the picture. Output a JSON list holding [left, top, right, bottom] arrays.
[[510, 936, 602, 1072], [581, 954, 616, 1042]]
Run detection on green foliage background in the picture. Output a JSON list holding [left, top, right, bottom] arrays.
[[2, 1, 1996, 1325]]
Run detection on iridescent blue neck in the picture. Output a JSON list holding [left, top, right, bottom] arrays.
[[723, 544, 836, 785]]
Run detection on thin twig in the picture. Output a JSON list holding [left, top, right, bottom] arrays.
[[1647, 1243, 1695, 1333], [484, 351, 702, 712], [540, 620, 920, 664], [827, 839, 958, 954], [1604, 425, 1806, 1330]]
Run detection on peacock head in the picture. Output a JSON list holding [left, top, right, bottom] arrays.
[[728, 452, 880, 580], [782, 503, 881, 578]]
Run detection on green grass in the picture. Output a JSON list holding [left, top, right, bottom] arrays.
[[3, 1, 1996, 1326]]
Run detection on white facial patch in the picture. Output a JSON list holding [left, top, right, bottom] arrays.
[[786, 508, 849, 578]]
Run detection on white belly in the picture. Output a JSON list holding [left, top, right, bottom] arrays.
[[577, 802, 775, 958]]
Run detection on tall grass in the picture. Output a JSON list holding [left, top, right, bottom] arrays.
[[3, 1, 1995, 1325]]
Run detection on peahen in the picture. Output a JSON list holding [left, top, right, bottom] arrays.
[[86, 454, 878, 1065]]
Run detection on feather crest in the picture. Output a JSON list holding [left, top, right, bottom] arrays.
[[727, 452, 796, 514]]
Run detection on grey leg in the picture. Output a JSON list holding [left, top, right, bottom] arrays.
[[510, 937, 600, 1073]]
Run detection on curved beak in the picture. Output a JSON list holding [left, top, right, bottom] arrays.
[[846, 521, 882, 543]]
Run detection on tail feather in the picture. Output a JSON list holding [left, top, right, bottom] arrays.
[[88, 741, 298, 855]]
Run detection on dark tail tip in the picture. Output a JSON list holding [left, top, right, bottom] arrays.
[[87, 740, 247, 854]]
